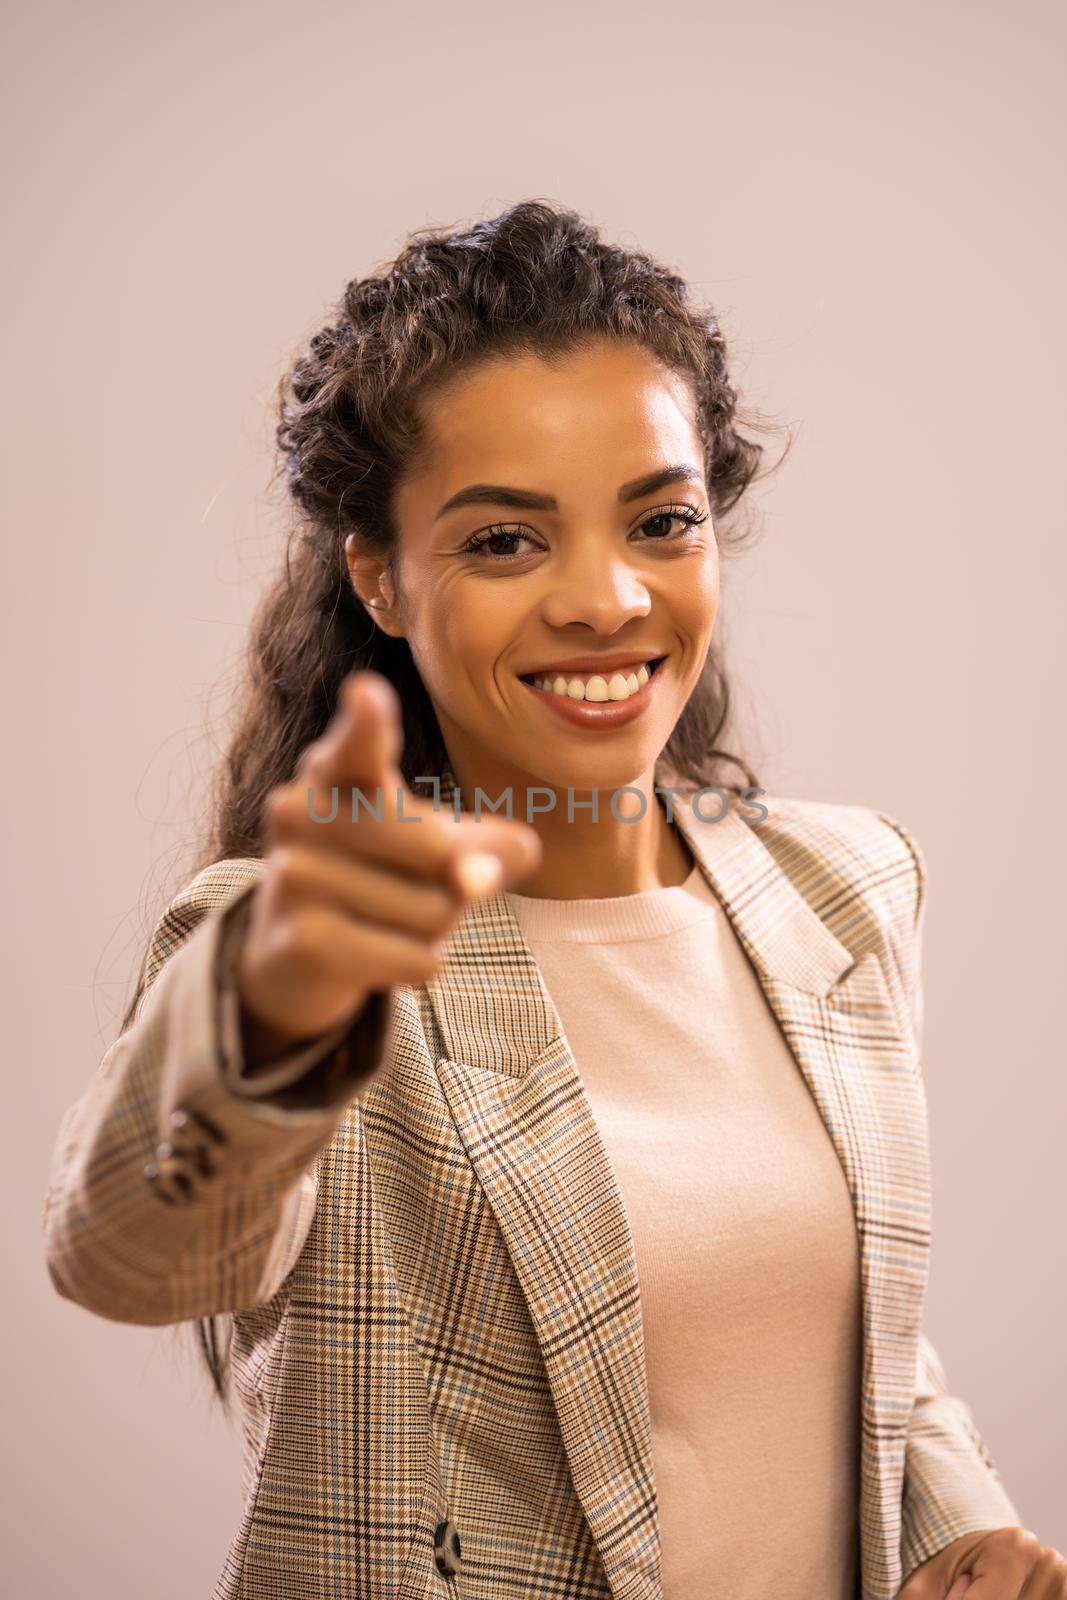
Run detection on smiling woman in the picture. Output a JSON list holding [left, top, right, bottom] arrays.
[[262, 202, 770, 833], [341, 336, 738, 829], [43, 199, 1036, 1600]]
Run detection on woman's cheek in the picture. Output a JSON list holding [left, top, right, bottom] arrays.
[[692, 552, 720, 625]]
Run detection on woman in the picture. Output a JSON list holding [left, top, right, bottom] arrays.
[[43, 201, 1057, 1600]]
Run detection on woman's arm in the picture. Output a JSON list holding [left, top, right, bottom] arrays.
[[215, 876, 385, 1107], [41, 861, 392, 1327], [877, 813, 1024, 1583], [900, 1330, 1022, 1585]]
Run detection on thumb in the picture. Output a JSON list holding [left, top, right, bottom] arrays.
[[896, 1564, 967, 1600]]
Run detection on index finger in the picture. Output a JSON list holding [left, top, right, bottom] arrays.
[[299, 667, 543, 890]]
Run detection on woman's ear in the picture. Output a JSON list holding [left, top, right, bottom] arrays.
[[344, 533, 404, 638]]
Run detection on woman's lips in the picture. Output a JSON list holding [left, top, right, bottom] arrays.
[[517, 657, 665, 729]]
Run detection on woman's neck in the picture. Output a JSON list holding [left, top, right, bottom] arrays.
[[446, 759, 695, 899]]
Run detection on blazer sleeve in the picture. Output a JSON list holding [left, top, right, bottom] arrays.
[[877, 815, 1024, 1586], [42, 859, 394, 1327]]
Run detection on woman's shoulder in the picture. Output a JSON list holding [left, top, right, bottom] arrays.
[[172, 854, 266, 905], [737, 789, 924, 899], [152, 855, 266, 937], [680, 786, 927, 970], [137, 855, 265, 1002], [673, 783, 923, 886], [741, 793, 929, 1049]]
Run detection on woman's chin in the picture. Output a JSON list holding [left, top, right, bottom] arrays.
[[507, 755, 662, 810]]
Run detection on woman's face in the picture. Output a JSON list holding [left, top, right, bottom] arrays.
[[349, 337, 719, 801]]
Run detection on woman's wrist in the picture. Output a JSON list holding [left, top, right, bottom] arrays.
[[237, 1003, 324, 1075]]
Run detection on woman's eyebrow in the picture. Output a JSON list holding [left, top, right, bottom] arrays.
[[433, 462, 705, 522]]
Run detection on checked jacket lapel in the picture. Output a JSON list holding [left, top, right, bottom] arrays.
[[422, 773, 930, 1600]]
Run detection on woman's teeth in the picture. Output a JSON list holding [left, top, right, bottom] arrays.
[[525, 661, 655, 702]]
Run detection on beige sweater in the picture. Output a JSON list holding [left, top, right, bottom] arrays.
[[504, 860, 863, 1599]]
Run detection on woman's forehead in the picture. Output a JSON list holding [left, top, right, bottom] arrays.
[[408, 344, 701, 492], [426, 338, 690, 414]]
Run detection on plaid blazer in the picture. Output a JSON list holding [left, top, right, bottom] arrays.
[[43, 774, 1022, 1600]]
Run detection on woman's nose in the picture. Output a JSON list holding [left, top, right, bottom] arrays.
[[539, 554, 652, 630]]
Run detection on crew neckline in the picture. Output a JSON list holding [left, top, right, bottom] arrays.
[[503, 857, 721, 942]]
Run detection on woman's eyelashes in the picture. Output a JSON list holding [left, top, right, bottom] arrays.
[[460, 504, 710, 563]]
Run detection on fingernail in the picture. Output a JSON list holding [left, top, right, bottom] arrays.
[[456, 850, 503, 898]]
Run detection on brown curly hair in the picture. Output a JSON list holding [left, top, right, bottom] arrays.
[[123, 198, 781, 1410]]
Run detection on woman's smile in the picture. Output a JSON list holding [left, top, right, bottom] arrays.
[[516, 654, 668, 729]]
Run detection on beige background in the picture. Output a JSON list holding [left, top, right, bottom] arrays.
[[5, 0, 1064, 1592]]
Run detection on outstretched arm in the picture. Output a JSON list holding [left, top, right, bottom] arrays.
[[42, 860, 390, 1326]]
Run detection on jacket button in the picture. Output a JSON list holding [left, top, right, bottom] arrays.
[[168, 1105, 228, 1147], [143, 1104, 228, 1203], [143, 1150, 197, 1205], [432, 1517, 462, 1577], [143, 1160, 179, 1204]]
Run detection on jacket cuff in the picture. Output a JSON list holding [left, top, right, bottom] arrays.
[[152, 884, 393, 1171], [214, 885, 374, 1103]]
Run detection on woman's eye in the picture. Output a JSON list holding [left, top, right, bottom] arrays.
[[638, 507, 709, 541], [462, 505, 708, 563], [463, 526, 537, 561]]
